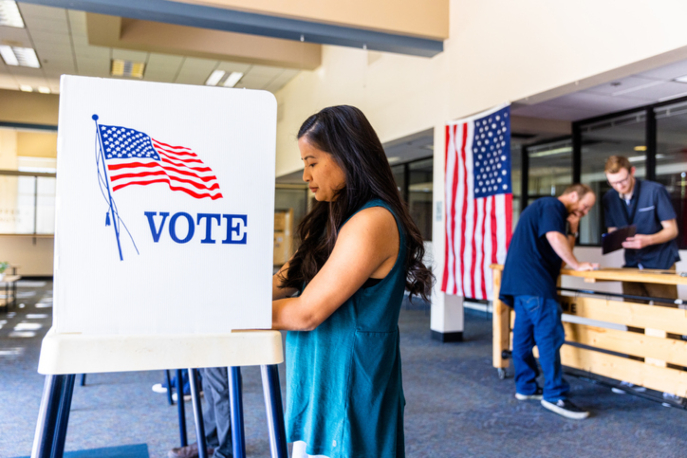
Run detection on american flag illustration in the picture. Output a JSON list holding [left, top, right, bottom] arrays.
[[441, 105, 513, 300], [98, 124, 223, 200]]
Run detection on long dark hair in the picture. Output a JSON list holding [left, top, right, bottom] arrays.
[[280, 105, 433, 301]]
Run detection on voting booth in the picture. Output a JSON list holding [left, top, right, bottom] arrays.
[[32, 76, 287, 458]]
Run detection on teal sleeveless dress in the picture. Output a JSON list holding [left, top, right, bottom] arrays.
[[285, 199, 407, 458]]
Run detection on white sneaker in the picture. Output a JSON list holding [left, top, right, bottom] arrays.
[[152, 383, 168, 394], [612, 381, 646, 394]]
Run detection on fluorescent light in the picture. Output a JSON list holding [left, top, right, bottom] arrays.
[[111, 59, 145, 78], [12, 46, 39, 67], [205, 69, 225, 86], [37, 86, 50, 94], [529, 146, 572, 158], [675, 75, 687, 84], [19, 85, 32, 92], [634, 145, 647, 152], [0, 0, 24, 28], [0, 45, 40, 68], [0, 45, 18, 66], [387, 157, 401, 163], [223, 72, 243, 88]]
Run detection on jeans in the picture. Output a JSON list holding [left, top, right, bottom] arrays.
[[203, 367, 234, 458], [512, 295, 570, 402]]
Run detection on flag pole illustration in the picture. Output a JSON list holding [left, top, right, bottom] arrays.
[[93, 114, 124, 261]]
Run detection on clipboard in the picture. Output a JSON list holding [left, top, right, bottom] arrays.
[[601, 225, 637, 254]]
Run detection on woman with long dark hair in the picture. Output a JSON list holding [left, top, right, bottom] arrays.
[[272, 105, 433, 458]]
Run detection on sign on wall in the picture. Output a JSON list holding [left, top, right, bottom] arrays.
[[54, 76, 276, 334]]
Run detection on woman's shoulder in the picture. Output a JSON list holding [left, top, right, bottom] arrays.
[[341, 204, 397, 238]]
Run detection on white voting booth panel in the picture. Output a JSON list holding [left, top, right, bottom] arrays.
[[54, 76, 275, 335]]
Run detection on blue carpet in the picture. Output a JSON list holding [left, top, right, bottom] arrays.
[[16, 443, 149, 458]]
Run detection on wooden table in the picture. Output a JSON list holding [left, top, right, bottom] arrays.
[[1, 274, 21, 311], [490, 265, 687, 401]]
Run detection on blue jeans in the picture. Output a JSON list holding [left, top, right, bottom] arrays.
[[512, 295, 570, 402]]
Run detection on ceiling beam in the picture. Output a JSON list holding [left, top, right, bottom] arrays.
[[20, 0, 443, 57], [87, 14, 322, 70]]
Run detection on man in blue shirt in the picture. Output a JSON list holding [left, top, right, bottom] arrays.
[[603, 155, 680, 300], [500, 184, 598, 420]]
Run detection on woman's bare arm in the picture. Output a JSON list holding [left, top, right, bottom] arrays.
[[272, 207, 399, 331]]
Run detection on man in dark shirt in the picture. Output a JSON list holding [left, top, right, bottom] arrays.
[[500, 184, 598, 420], [603, 155, 680, 300]]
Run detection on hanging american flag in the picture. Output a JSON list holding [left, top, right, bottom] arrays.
[[441, 104, 513, 300], [97, 124, 223, 200]]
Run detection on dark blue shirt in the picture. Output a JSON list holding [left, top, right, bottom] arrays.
[[499, 197, 568, 307], [602, 179, 680, 269]]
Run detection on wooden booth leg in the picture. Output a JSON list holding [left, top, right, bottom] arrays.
[[261, 365, 288, 458], [188, 369, 209, 458], [175, 369, 188, 447], [31, 374, 76, 458], [228, 367, 246, 458]]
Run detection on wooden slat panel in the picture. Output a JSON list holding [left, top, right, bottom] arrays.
[[491, 268, 509, 369], [561, 267, 687, 286], [560, 295, 687, 335], [563, 322, 687, 367], [560, 345, 687, 398]]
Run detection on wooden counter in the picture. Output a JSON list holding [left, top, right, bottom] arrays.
[[489, 264, 687, 400]]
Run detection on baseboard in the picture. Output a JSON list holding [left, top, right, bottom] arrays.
[[431, 330, 463, 343]]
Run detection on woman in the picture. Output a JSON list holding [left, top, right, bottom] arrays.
[[272, 106, 433, 458]]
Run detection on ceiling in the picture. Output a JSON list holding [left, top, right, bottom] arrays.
[[0, 2, 301, 94], [512, 59, 687, 121]]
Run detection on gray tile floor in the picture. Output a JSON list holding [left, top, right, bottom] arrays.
[[1, 282, 686, 458]]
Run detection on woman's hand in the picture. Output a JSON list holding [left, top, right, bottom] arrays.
[[272, 206, 399, 331]]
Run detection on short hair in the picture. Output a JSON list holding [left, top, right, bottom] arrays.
[[562, 183, 593, 199], [604, 155, 632, 174]]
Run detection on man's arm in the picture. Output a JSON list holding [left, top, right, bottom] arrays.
[[622, 219, 678, 249], [546, 231, 598, 271]]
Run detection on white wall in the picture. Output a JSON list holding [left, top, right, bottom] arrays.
[[0, 236, 54, 276]]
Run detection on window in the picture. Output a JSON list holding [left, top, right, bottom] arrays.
[[578, 112, 646, 245], [527, 138, 573, 206], [655, 101, 687, 249], [390, 157, 433, 241], [0, 126, 57, 235], [408, 158, 433, 241]]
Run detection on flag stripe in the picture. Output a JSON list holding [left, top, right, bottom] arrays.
[[112, 178, 222, 199], [479, 197, 488, 299], [441, 126, 453, 291], [152, 139, 194, 153], [491, 195, 498, 264], [458, 123, 469, 296]]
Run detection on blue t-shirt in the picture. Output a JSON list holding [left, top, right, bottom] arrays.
[[602, 179, 680, 269], [499, 197, 567, 307]]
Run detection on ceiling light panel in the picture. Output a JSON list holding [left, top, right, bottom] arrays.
[[12, 46, 40, 68], [205, 69, 225, 86], [111, 59, 145, 78], [0, 0, 25, 28], [223, 72, 243, 87], [0, 45, 19, 65]]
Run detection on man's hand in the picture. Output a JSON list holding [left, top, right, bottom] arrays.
[[574, 262, 599, 271], [622, 234, 652, 249]]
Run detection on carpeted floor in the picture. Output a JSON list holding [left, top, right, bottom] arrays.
[[1, 281, 686, 458]]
